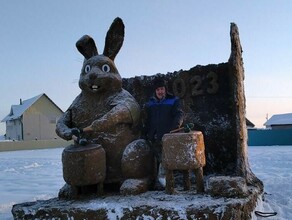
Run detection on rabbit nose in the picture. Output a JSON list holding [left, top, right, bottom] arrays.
[[89, 73, 97, 80]]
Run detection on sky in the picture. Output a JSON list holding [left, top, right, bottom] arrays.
[[0, 1, 291, 135]]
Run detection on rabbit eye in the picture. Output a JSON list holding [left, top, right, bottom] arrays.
[[84, 65, 91, 73], [102, 64, 111, 72]]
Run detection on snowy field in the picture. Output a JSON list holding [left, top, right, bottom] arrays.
[[0, 148, 64, 220], [0, 146, 291, 220], [249, 145, 292, 220]]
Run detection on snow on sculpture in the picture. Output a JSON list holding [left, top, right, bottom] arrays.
[[56, 17, 153, 197]]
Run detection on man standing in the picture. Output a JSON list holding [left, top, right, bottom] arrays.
[[144, 77, 184, 188]]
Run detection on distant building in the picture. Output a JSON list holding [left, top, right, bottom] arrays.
[[264, 113, 292, 130], [248, 113, 292, 146], [1, 93, 63, 141], [246, 118, 255, 129]]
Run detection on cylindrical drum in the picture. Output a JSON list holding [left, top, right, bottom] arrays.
[[62, 144, 106, 186]]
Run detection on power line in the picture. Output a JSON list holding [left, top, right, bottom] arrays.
[[247, 96, 292, 99]]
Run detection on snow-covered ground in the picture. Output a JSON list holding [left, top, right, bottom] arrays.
[[249, 145, 292, 220], [0, 148, 64, 220], [0, 146, 291, 220]]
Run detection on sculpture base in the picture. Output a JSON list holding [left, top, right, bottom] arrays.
[[12, 185, 261, 219]]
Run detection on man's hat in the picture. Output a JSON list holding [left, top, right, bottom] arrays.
[[153, 77, 166, 89]]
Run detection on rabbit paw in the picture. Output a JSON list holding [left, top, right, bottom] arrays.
[[78, 138, 88, 146], [71, 128, 83, 138]]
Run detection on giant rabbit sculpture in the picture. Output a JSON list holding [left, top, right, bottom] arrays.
[[56, 17, 153, 197]]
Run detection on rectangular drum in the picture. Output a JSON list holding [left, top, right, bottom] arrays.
[[162, 131, 206, 170]]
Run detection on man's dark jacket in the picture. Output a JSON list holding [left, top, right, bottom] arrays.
[[144, 93, 183, 141]]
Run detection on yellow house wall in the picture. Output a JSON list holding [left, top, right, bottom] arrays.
[[22, 96, 63, 140]]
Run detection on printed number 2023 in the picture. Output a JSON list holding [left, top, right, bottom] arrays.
[[173, 71, 219, 98]]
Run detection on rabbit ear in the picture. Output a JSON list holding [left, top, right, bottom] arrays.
[[103, 17, 125, 61], [76, 35, 98, 59]]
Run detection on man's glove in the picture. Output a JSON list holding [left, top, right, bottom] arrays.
[[184, 123, 194, 133]]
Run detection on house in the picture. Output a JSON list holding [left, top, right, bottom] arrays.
[[246, 118, 255, 129], [264, 113, 292, 130], [1, 93, 63, 141], [248, 113, 292, 146]]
